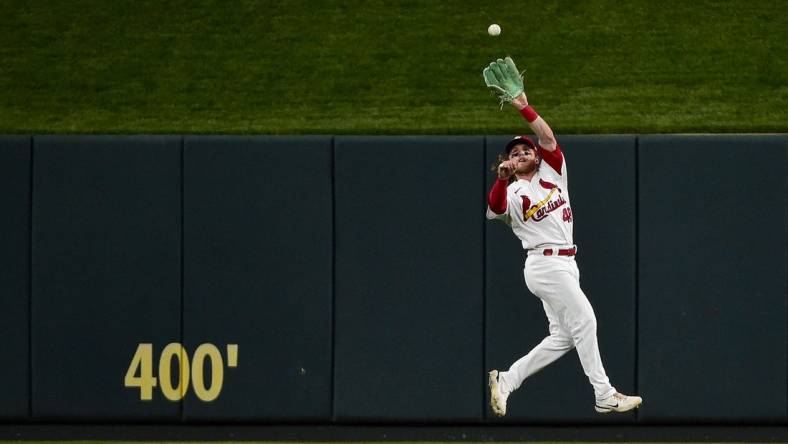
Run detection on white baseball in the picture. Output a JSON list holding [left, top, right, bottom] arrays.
[[488, 24, 501, 36]]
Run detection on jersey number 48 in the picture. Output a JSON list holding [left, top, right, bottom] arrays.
[[562, 207, 573, 222]]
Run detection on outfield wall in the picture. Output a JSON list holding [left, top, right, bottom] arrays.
[[0, 135, 785, 424]]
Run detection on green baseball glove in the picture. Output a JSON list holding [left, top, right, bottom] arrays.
[[483, 56, 524, 106]]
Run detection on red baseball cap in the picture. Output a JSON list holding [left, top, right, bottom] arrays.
[[505, 135, 537, 154]]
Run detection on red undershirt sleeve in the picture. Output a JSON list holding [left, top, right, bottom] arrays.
[[488, 178, 508, 214], [538, 144, 564, 174]]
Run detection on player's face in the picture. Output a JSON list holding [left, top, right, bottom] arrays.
[[508, 145, 539, 174]]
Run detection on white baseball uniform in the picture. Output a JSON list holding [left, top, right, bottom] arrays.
[[487, 143, 617, 401]]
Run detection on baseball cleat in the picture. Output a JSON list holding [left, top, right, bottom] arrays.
[[595, 392, 642, 413], [488, 370, 509, 417]]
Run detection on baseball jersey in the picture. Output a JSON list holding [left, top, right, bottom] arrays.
[[487, 144, 574, 250]]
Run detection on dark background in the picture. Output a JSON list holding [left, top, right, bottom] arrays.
[[0, 134, 785, 424]]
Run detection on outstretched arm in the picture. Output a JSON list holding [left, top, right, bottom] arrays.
[[511, 93, 557, 152], [482, 56, 557, 151]]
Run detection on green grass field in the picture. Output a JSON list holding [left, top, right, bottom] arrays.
[[0, 0, 785, 134]]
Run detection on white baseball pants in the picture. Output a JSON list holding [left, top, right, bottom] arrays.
[[498, 254, 616, 401]]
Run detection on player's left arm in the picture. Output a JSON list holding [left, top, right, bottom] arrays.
[[483, 57, 556, 151], [482, 56, 563, 172], [512, 93, 565, 177], [511, 93, 557, 152]]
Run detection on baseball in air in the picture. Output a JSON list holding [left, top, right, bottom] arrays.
[[488, 24, 501, 36]]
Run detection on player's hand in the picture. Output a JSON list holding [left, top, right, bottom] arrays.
[[483, 56, 525, 106], [511, 93, 528, 110], [497, 160, 515, 179]]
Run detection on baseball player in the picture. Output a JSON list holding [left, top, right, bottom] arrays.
[[483, 57, 642, 416]]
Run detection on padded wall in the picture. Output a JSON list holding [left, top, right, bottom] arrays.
[[333, 136, 485, 422], [0, 136, 31, 419], [31, 136, 181, 420], [182, 136, 333, 421], [485, 135, 637, 423], [638, 135, 787, 422], [1, 133, 782, 425]]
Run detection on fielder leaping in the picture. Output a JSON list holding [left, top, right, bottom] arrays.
[[483, 56, 642, 416]]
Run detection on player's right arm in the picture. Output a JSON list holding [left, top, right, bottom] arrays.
[[487, 160, 515, 217]]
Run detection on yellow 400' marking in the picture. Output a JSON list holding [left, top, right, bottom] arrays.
[[124, 343, 239, 402]]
